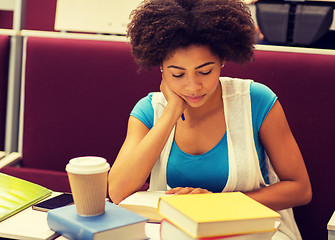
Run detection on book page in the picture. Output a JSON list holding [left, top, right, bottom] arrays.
[[120, 191, 167, 208], [0, 206, 59, 240]]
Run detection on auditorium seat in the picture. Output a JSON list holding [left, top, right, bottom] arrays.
[[0, 36, 160, 192]]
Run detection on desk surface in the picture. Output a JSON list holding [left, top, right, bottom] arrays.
[[0, 201, 161, 240]]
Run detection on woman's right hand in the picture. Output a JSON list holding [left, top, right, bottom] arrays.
[[160, 78, 186, 116]]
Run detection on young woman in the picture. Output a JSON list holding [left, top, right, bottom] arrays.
[[108, 0, 312, 239]]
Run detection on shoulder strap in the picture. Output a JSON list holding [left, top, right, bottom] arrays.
[[220, 77, 265, 192], [148, 92, 175, 191], [221, 77, 301, 239]]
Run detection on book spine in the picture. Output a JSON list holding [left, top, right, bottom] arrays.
[[47, 212, 94, 240]]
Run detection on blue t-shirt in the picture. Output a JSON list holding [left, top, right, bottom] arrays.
[[130, 82, 277, 192]]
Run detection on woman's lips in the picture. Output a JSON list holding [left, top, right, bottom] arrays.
[[185, 95, 204, 103]]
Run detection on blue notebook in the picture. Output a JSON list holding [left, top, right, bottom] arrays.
[[47, 201, 148, 240]]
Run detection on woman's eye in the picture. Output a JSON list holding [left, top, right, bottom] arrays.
[[172, 73, 184, 78], [200, 70, 212, 75]]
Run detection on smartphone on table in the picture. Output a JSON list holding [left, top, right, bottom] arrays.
[[32, 193, 74, 212]]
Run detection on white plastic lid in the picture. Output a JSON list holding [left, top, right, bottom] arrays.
[[66, 156, 110, 174]]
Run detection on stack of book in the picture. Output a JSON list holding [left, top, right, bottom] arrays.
[[157, 192, 281, 240]]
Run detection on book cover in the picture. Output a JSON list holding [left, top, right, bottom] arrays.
[[47, 201, 148, 240], [158, 192, 281, 238], [160, 219, 279, 240], [0, 173, 52, 222], [119, 191, 167, 223]]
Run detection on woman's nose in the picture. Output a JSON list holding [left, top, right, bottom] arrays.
[[185, 75, 202, 91]]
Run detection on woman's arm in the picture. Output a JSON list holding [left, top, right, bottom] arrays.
[[109, 80, 185, 204], [244, 100, 312, 211], [109, 106, 179, 204]]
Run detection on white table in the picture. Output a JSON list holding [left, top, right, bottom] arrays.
[[0, 191, 161, 240]]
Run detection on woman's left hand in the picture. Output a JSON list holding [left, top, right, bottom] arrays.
[[165, 187, 212, 195]]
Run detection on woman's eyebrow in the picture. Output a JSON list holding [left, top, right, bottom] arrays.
[[167, 65, 185, 70], [195, 62, 215, 69], [167, 62, 215, 70]]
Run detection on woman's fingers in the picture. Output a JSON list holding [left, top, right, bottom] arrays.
[[165, 187, 212, 195]]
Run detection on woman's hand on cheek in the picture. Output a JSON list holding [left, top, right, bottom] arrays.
[[165, 187, 213, 195], [160, 78, 186, 113]]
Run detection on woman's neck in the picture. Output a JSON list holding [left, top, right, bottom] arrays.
[[183, 81, 223, 123]]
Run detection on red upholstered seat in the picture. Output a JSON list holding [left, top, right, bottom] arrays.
[[1, 166, 71, 193], [1, 37, 160, 192]]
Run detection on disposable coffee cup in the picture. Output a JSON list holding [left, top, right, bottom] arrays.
[[66, 156, 110, 216]]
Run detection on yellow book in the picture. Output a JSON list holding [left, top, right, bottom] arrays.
[[160, 219, 280, 240], [158, 192, 281, 238], [0, 173, 52, 222]]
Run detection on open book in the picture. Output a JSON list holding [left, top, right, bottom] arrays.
[[119, 191, 168, 223]]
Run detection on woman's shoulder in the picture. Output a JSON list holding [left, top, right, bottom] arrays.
[[135, 92, 154, 105], [130, 93, 155, 129], [250, 81, 278, 131], [250, 82, 277, 101], [250, 81, 276, 98]]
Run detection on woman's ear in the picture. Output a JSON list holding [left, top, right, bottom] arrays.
[[160, 65, 165, 81]]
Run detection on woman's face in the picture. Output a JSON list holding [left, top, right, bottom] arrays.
[[161, 44, 223, 108]]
